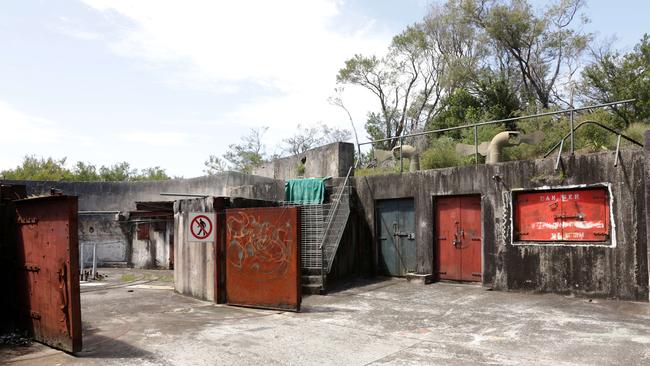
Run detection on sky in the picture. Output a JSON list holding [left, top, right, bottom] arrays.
[[0, 0, 647, 178]]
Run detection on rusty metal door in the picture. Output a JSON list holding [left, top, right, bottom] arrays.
[[377, 199, 416, 276], [225, 206, 301, 311], [435, 196, 482, 282], [14, 196, 82, 352]]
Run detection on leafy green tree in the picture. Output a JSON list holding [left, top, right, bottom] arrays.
[[281, 123, 351, 156], [462, 0, 590, 108], [72, 162, 100, 181], [133, 167, 171, 181], [1, 156, 73, 181], [580, 34, 650, 126], [203, 155, 228, 175], [98, 162, 134, 181]]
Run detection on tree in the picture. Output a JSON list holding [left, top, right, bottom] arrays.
[[203, 155, 227, 175], [1, 156, 171, 181], [203, 127, 269, 174], [281, 123, 351, 156], [580, 34, 650, 126], [328, 87, 362, 158], [462, 0, 590, 108], [1, 156, 73, 181], [337, 24, 445, 148]]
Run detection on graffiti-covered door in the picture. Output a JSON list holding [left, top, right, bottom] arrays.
[[15, 196, 82, 352], [377, 199, 416, 276], [225, 207, 301, 311]]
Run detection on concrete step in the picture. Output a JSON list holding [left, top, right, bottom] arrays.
[[301, 283, 324, 295], [301, 275, 323, 285]]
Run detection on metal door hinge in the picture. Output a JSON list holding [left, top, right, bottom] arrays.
[[30, 311, 41, 320], [472, 272, 482, 277]]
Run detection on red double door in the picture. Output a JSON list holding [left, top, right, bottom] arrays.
[[435, 196, 482, 282]]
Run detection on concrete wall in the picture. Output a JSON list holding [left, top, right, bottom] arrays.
[[174, 197, 217, 302], [645, 130, 650, 301], [253, 142, 355, 179], [131, 220, 173, 269], [1, 172, 284, 211], [353, 150, 649, 301], [1, 172, 284, 269], [79, 213, 129, 267]]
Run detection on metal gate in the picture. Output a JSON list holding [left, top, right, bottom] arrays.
[[377, 199, 416, 276], [435, 195, 482, 282], [14, 196, 82, 352], [225, 207, 301, 311]]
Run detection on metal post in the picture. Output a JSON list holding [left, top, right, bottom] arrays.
[[614, 134, 622, 167], [92, 242, 97, 280], [555, 139, 564, 171], [473, 125, 479, 165], [80, 243, 84, 280], [399, 137, 404, 173], [569, 110, 575, 155]]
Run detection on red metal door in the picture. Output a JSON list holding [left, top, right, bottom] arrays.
[[459, 196, 481, 282], [436, 197, 461, 280], [225, 207, 301, 311], [435, 196, 482, 282], [15, 196, 82, 353]]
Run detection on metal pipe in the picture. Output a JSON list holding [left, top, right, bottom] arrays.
[[92, 242, 97, 280], [80, 243, 84, 280], [555, 139, 564, 171], [614, 134, 622, 167], [359, 99, 636, 146], [399, 137, 404, 173], [78, 211, 120, 215], [160, 193, 210, 197], [569, 110, 575, 155], [473, 125, 479, 165]]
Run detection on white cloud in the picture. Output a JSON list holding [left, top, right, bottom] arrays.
[[0, 100, 64, 144], [80, 0, 394, 143]]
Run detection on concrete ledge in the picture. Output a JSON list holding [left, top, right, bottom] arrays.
[[405, 273, 434, 285]]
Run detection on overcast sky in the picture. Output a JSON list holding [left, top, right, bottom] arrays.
[[0, 0, 647, 178]]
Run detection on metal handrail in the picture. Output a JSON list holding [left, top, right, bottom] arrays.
[[359, 99, 636, 147], [543, 120, 644, 158], [318, 166, 353, 291]]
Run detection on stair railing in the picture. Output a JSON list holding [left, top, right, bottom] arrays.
[[319, 166, 353, 290]]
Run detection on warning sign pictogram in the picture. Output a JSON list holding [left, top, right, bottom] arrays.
[[187, 212, 216, 242]]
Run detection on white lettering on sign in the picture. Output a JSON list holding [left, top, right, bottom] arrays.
[[539, 193, 581, 202], [531, 221, 605, 230]]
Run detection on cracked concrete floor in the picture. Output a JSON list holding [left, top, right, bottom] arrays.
[[2, 268, 650, 365]]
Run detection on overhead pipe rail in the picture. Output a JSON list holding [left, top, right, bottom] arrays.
[[357, 99, 637, 172]]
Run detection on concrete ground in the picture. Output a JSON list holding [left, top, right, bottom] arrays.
[[2, 269, 650, 366]]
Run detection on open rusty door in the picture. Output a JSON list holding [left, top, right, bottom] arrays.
[[14, 195, 82, 353], [225, 206, 301, 311]]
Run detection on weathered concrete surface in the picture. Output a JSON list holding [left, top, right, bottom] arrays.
[[352, 150, 649, 301], [79, 213, 129, 267], [3, 270, 650, 365], [0, 172, 284, 211], [253, 142, 355, 179], [130, 220, 173, 269], [645, 130, 650, 302]]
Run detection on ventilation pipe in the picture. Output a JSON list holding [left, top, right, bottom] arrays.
[[486, 131, 522, 164], [392, 144, 420, 172]]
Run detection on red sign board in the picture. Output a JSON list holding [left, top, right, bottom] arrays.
[[514, 188, 610, 242], [225, 207, 301, 311]]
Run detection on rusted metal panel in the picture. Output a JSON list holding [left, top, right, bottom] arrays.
[[436, 196, 482, 282], [515, 188, 609, 242], [14, 195, 82, 353], [225, 206, 301, 311], [136, 223, 150, 240]]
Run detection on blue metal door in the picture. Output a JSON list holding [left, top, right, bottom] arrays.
[[377, 199, 416, 276]]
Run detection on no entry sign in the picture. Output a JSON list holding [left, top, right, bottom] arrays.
[[187, 212, 216, 242]]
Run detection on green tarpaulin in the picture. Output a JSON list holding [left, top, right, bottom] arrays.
[[284, 177, 328, 204]]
